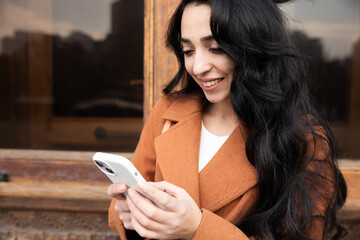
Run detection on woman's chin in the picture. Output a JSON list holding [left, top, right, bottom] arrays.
[[203, 93, 230, 105]]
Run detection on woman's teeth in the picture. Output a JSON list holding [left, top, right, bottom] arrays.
[[202, 78, 222, 87]]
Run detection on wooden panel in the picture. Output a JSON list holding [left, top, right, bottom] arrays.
[[144, 0, 155, 119], [337, 160, 360, 223], [340, 171, 360, 217], [0, 210, 119, 240], [152, 0, 179, 105], [48, 118, 142, 141], [0, 149, 126, 240], [0, 150, 359, 239], [144, 0, 180, 120], [336, 160, 360, 240], [48, 118, 142, 151], [0, 149, 132, 183], [0, 182, 110, 212]]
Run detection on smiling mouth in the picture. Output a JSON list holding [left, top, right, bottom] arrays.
[[202, 78, 224, 87]]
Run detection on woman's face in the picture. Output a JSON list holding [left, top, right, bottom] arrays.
[[181, 3, 235, 104]]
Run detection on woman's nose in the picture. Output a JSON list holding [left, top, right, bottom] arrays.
[[192, 51, 211, 76]]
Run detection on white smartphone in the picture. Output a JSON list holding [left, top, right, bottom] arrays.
[[93, 152, 164, 209]]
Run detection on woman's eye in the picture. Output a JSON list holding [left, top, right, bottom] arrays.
[[182, 50, 194, 56], [210, 47, 224, 54]]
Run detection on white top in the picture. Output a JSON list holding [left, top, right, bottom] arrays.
[[198, 121, 229, 172]]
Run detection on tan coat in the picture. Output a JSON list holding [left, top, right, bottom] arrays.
[[108, 95, 328, 239]]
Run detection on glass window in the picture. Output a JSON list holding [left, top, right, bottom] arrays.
[[52, 0, 144, 118], [281, 0, 360, 159], [0, 0, 144, 152]]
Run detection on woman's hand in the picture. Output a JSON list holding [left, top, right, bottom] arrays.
[[126, 181, 202, 240], [107, 183, 134, 230]]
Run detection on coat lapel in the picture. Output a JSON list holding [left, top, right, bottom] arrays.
[[154, 97, 203, 206], [199, 125, 258, 212], [154, 96, 258, 211]]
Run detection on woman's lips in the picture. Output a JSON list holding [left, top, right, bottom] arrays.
[[199, 78, 224, 90]]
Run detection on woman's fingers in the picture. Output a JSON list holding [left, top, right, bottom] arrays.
[[108, 183, 134, 229], [126, 182, 202, 239], [114, 197, 133, 230], [114, 197, 130, 213], [119, 212, 134, 230], [118, 211, 131, 222], [147, 181, 180, 195], [119, 181, 202, 239], [127, 188, 171, 223], [107, 183, 128, 199], [137, 182, 180, 211], [126, 195, 166, 232], [130, 213, 160, 239]]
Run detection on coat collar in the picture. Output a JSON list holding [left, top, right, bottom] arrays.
[[155, 96, 258, 211], [161, 95, 203, 122]]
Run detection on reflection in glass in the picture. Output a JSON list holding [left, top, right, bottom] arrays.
[[52, 0, 144, 117], [282, 0, 360, 158], [0, 0, 144, 151]]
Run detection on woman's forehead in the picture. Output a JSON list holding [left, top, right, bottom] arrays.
[[181, 3, 212, 39]]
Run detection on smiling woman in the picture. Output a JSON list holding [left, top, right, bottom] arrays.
[[0, 0, 359, 239], [107, 0, 348, 239]]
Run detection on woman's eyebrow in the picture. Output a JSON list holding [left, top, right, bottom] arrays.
[[181, 35, 214, 43], [200, 35, 214, 42]]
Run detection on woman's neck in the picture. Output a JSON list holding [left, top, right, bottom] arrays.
[[202, 98, 239, 136]]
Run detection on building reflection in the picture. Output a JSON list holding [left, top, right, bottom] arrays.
[[0, 0, 144, 119], [52, 0, 144, 117], [0, 30, 356, 121], [291, 30, 352, 123], [0, 0, 359, 155], [351, 38, 360, 123], [0, 0, 145, 151]]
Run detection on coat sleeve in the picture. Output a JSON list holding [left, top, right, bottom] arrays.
[[193, 186, 259, 240], [108, 97, 171, 239], [193, 209, 250, 240]]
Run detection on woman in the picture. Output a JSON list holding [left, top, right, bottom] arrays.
[[107, 0, 347, 239]]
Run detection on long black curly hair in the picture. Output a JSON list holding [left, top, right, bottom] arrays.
[[163, 0, 347, 239]]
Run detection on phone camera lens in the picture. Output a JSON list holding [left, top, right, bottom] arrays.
[[95, 160, 104, 168], [106, 167, 114, 174], [135, 172, 138, 176]]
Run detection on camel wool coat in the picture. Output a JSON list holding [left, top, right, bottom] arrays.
[[108, 95, 329, 240]]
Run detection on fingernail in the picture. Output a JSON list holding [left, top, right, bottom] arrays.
[[117, 185, 124, 192]]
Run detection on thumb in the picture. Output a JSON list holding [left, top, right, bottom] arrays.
[[107, 183, 128, 198]]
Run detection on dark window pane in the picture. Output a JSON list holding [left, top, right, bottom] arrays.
[[281, 0, 360, 158], [0, 0, 143, 151], [52, 0, 144, 117]]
